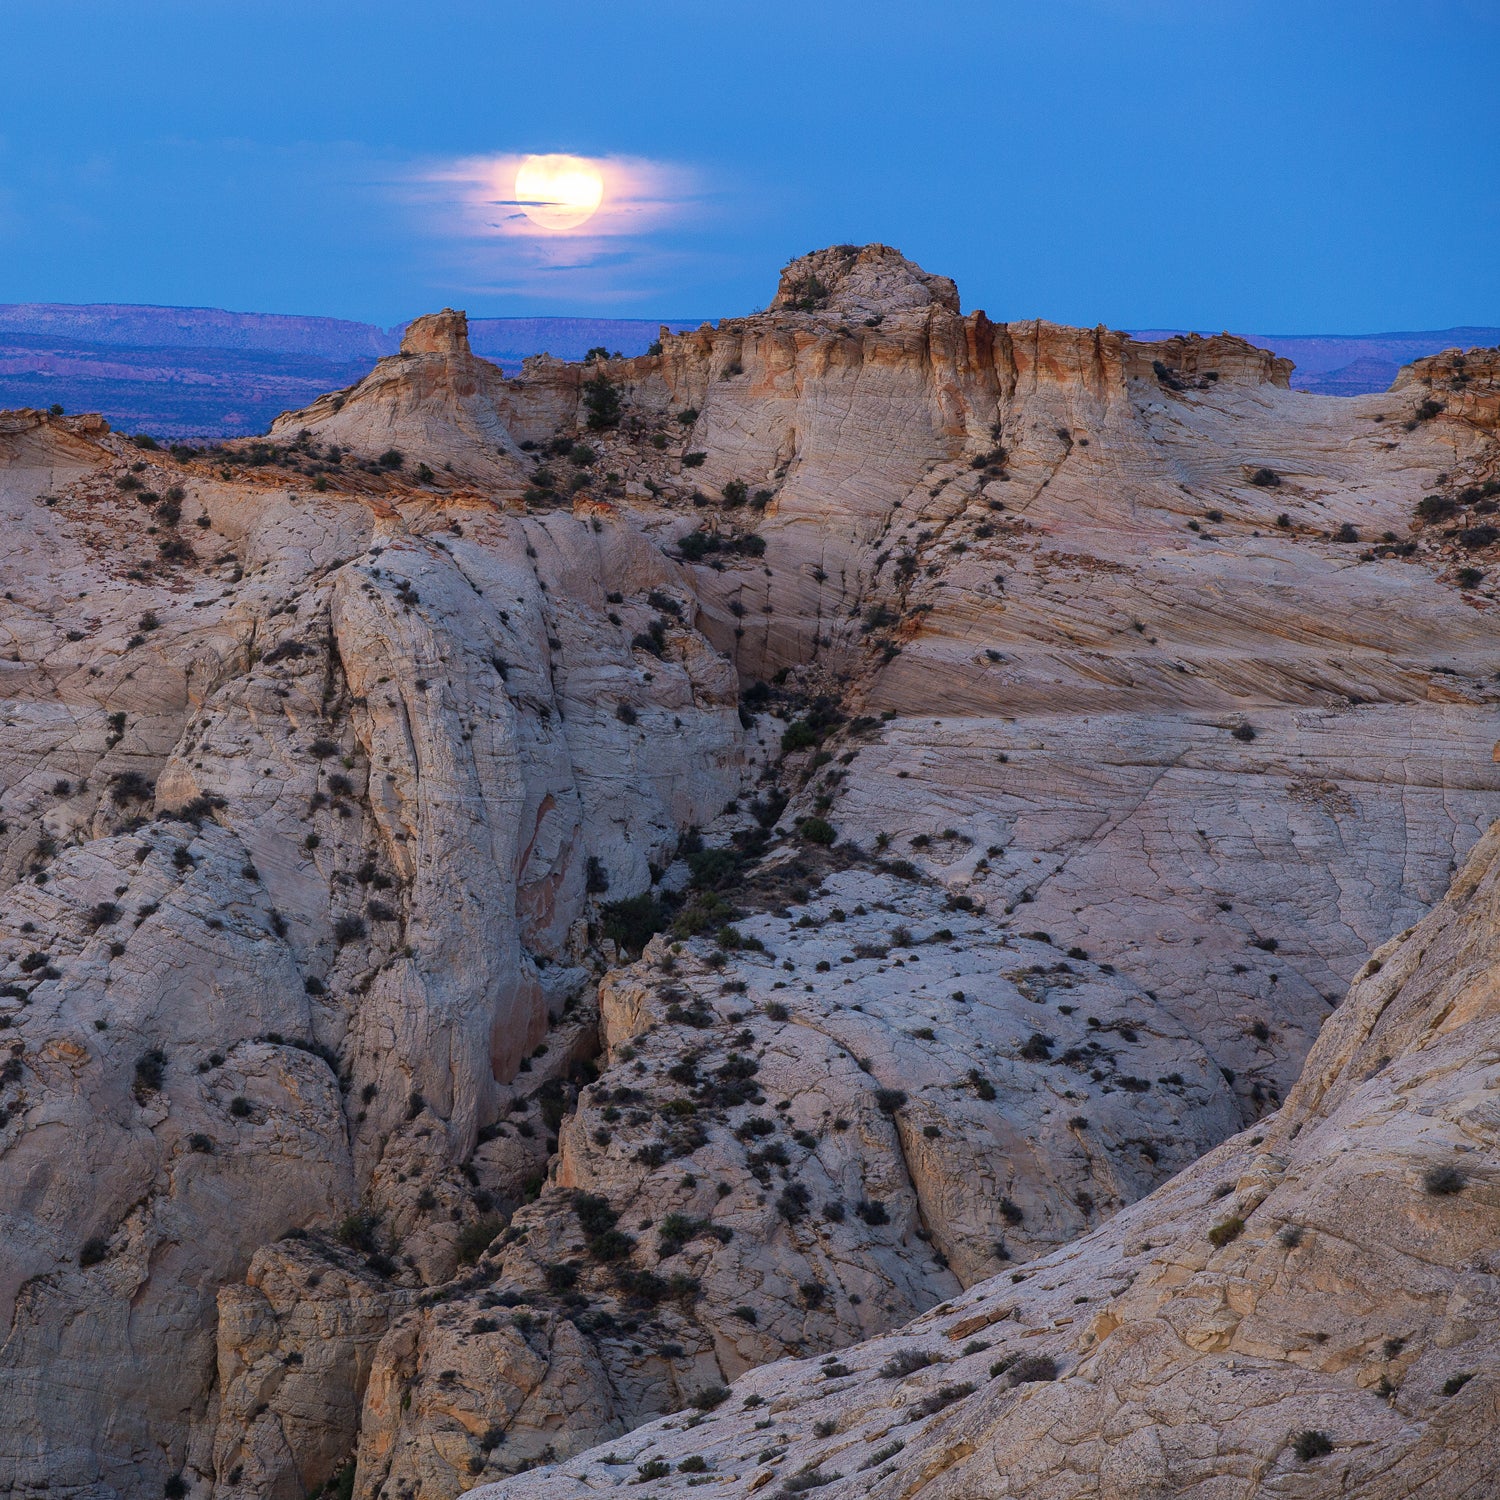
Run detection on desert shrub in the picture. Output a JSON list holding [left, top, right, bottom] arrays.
[[861, 1441, 904, 1469], [873, 1088, 907, 1113], [108, 774, 153, 810], [615, 701, 638, 726], [1443, 1371, 1476, 1396], [1019, 1032, 1053, 1061], [334, 916, 366, 946], [1249, 467, 1281, 487], [1414, 399, 1445, 421], [799, 817, 836, 846], [909, 1382, 975, 1419], [86, 901, 121, 931], [456, 1215, 505, 1264], [632, 619, 667, 657], [1231, 723, 1257, 741], [601, 894, 669, 954], [583, 375, 621, 430], [1006, 1353, 1058, 1385], [855, 1199, 890, 1225], [133, 1048, 166, 1096], [782, 1469, 839, 1493], [879, 1348, 938, 1379], [689, 1384, 730, 1410], [1208, 1216, 1245, 1247], [968, 1069, 997, 1101], [335, 1213, 378, 1253], [777, 1184, 811, 1221], [1423, 1163, 1467, 1195], [1291, 1430, 1333, 1461]]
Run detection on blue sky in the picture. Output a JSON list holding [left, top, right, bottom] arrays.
[[1, 0, 1495, 331]]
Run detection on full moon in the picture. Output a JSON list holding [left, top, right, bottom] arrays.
[[514, 154, 604, 231]]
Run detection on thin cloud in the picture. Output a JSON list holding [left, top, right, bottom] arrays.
[[397, 151, 711, 304], [420, 152, 699, 240]]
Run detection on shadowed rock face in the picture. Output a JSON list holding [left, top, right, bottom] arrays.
[[2, 246, 1499, 1500]]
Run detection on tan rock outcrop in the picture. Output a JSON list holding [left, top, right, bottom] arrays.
[[269, 308, 528, 484]]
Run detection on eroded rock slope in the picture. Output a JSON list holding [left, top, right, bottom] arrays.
[[0, 254, 1497, 1500], [484, 813, 1500, 1499]]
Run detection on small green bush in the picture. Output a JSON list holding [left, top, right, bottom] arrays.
[[456, 1215, 504, 1265], [1208, 1216, 1244, 1247], [879, 1348, 938, 1379], [601, 894, 669, 954]]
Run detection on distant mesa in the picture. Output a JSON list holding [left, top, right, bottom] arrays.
[[0, 306, 701, 439], [1, 263, 1496, 434]]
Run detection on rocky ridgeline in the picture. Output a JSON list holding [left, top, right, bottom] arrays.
[[0, 246, 1498, 1500]]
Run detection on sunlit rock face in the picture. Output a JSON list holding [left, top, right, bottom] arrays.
[[2, 247, 1499, 1500]]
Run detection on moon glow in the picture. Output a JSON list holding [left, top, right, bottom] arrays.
[[514, 155, 605, 231]]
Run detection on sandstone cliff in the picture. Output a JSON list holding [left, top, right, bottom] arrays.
[[2, 245, 1498, 1500]]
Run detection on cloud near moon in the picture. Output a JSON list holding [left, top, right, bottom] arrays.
[[397, 150, 719, 305], [422, 152, 696, 240]]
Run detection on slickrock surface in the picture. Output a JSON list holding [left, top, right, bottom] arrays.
[[341, 872, 1238, 1497], [478, 814, 1500, 1500], [2, 245, 1498, 1500]]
